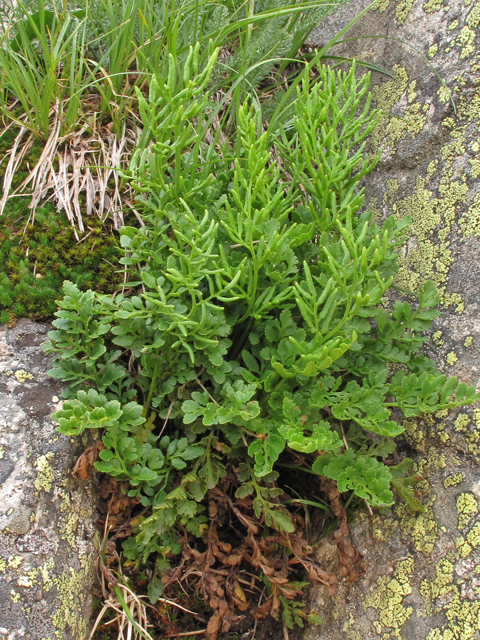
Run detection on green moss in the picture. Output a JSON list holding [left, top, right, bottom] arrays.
[[0, 194, 121, 323]]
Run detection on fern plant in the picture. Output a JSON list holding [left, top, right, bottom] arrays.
[[44, 51, 480, 608]]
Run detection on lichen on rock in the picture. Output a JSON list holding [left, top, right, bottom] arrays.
[[0, 322, 98, 640], [306, 0, 480, 637]]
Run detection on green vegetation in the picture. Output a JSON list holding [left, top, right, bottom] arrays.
[[43, 53, 480, 635], [0, 127, 120, 324], [0, 0, 353, 325], [4, 0, 464, 638], [0, 204, 119, 323]]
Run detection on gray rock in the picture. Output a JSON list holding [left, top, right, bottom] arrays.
[[0, 322, 98, 640], [305, 1, 480, 638]]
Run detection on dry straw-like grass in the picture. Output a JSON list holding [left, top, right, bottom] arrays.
[[0, 101, 140, 238]]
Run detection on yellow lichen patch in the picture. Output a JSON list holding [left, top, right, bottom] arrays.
[[367, 55, 477, 313], [437, 422, 450, 443], [446, 351, 458, 365], [438, 84, 453, 104], [8, 554, 23, 569], [403, 416, 426, 449], [40, 557, 55, 593], [469, 157, 480, 178], [459, 191, 480, 238], [34, 452, 55, 493], [363, 557, 414, 636], [466, 0, 480, 27], [444, 473, 464, 488], [457, 520, 480, 558], [14, 369, 33, 383], [428, 43, 439, 57], [455, 413, 471, 431], [10, 589, 20, 603], [395, 448, 446, 556], [343, 614, 362, 640], [420, 533, 480, 638], [464, 336, 473, 347], [454, 410, 480, 458], [18, 575, 34, 588], [60, 508, 80, 549], [0, 558, 6, 573], [420, 558, 455, 616], [457, 25, 477, 58], [392, 174, 464, 310], [433, 330, 443, 342], [425, 592, 480, 639], [383, 178, 400, 204], [396, 495, 438, 556], [424, 0, 444, 12], [372, 516, 398, 543], [455, 533, 473, 557], [371, 66, 427, 152], [466, 521, 480, 548], [52, 566, 91, 640], [419, 446, 446, 473], [396, 0, 414, 24], [457, 492, 478, 529], [441, 131, 466, 165]]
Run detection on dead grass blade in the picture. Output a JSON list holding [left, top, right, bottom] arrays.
[[88, 584, 154, 640], [0, 124, 33, 216], [0, 98, 139, 236]]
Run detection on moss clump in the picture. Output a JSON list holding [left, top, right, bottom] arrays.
[[0, 127, 121, 323], [0, 203, 120, 323]]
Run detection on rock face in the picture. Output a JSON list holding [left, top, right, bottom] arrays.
[[306, 1, 480, 639], [0, 322, 98, 640]]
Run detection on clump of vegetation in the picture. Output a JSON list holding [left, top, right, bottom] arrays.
[[0, 0, 349, 233], [44, 53, 480, 639], [0, 126, 121, 323], [0, 204, 119, 323]]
